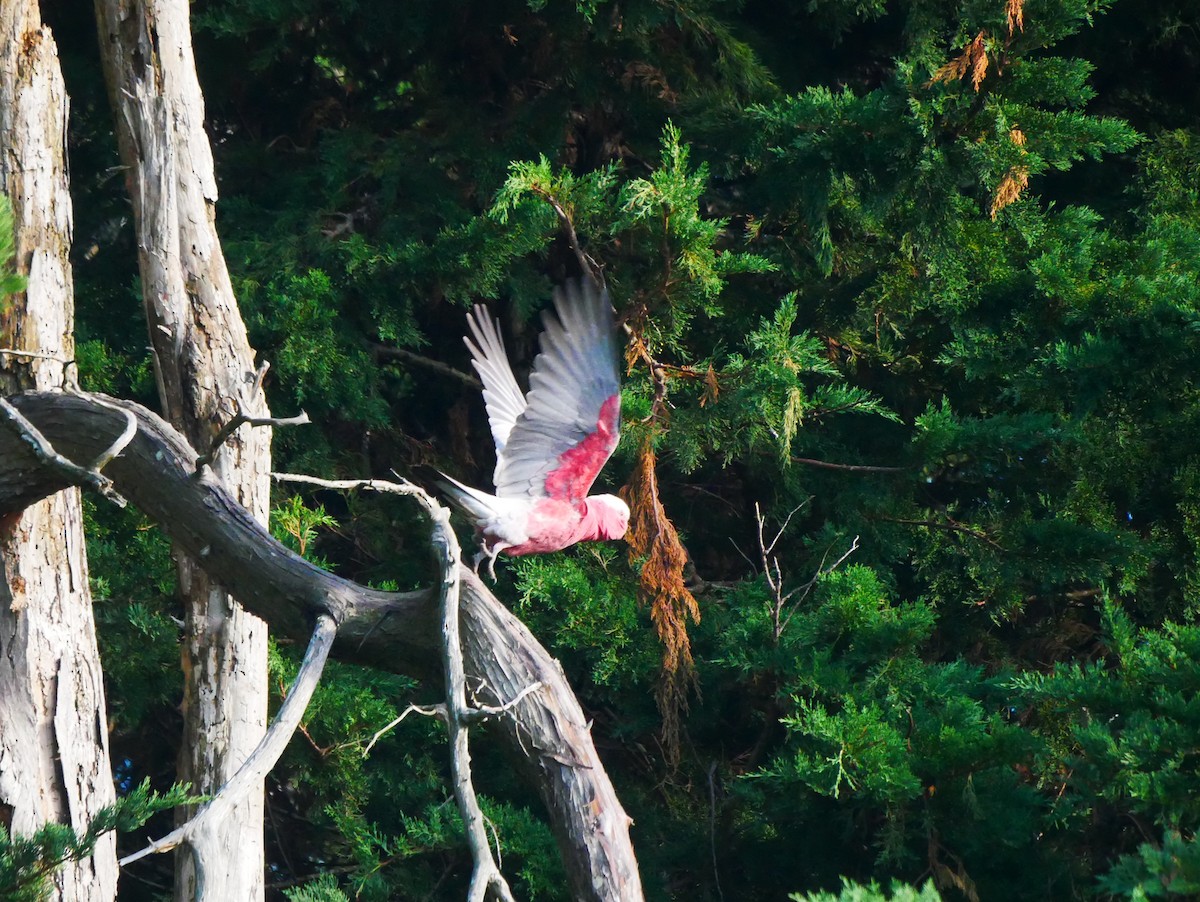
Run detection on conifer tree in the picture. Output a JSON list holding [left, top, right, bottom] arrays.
[[8, 0, 1200, 897]]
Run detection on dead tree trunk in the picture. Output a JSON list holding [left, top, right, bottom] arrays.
[[0, 390, 647, 902], [93, 1, 272, 898], [0, 5, 117, 900]]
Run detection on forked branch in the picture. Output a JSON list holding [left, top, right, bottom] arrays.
[[754, 501, 860, 641], [0, 397, 127, 506], [2, 390, 644, 902], [197, 409, 311, 470], [273, 472, 519, 900]]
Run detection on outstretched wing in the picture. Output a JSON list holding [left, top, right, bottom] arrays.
[[494, 278, 621, 506], [464, 305, 527, 455]]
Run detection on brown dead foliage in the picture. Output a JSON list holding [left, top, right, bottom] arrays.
[[991, 128, 1030, 218], [1006, 0, 1025, 35], [990, 166, 1029, 218], [700, 364, 720, 408], [620, 437, 700, 764], [621, 61, 679, 104], [931, 31, 989, 92]]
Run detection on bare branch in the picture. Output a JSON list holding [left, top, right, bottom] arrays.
[[373, 344, 483, 390], [85, 392, 138, 470], [120, 614, 338, 882], [197, 409, 311, 470], [251, 360, 270, 398], [753, 500, 859, 641], [764, 500, 810, 556], [362, 702, 444, 758], [728, 536, 758, 574], [0, 397, 126, 506], [276, 470, 522, 900], [2, 391, 645, 902], [465, 680, 545, 722], [377, 479, 517, 902], [0, 348, 72, 364], [708, 762, 725, 902], [272, 472, 419, 498], [792, 456, 908, 474]]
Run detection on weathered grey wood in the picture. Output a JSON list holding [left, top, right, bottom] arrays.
[[0, 6, 117, 900], [93, 1, 272, 897], [120, 615, 338, 902], [1, 390, 645, 902]]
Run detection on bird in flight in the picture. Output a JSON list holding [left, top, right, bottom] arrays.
[[440, 277, 629, 577]]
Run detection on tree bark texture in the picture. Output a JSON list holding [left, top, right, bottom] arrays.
[[92, 1, 272, 898], [0, 5, 117, 900], [0, 391, 646, 902]]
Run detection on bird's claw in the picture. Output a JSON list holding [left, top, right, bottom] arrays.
[[472, 542, 507, 583]]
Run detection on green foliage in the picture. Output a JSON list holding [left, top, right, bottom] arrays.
[[1010, 602, 1200, 894], [283, 873, 350, 902], [272, 494, 339, 566], [1098, 831, 1200, 899], [52, 0, 1200, 896], [791, 878, 942, 902], [513, 547, 657, 688], [0, 781, 192, 901]]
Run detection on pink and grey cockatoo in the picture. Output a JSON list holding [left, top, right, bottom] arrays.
[[440, 278, 630, 576]]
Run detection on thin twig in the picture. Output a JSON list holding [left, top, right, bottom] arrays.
[[251, 360, 270, 398], [728, 537, 758, 573], [777, 536, 859, 638], [373, 345, 482, 389], [85, 394, 138, 470], [362, 702, 443, 757], [463, 681, 544, 724], [707, 762, 724, 902], [197, 409, 310, 470], [534, 187, 601, 283], [0, 348, 72, 364], [120, 614, 338, 873], [272, 472, 417, 497], [792, 456, 908, 474], [752, 500, 859, 640]]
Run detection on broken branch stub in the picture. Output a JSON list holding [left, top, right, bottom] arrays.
[[0, 390, 644, 902]]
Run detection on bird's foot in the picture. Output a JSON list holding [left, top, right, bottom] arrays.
[[474, 542, 508, 582]]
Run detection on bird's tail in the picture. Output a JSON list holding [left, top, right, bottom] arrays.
[[435, 472, 499, 524]]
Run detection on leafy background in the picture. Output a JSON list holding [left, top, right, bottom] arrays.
[[19, 0, 1200, 897]]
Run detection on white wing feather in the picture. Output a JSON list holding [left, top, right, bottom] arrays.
[[493, 278, 620, 500], [464, 305, 527, 455]]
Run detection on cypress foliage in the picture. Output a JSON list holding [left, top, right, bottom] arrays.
[[16, 0, 1200, 898]]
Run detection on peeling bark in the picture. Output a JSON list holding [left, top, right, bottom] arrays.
[[0, 4, 117, 900], [92, 1, 271, 897], [0, 391, 646, 902]]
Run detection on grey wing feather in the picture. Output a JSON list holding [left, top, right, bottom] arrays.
[[464, 305, 527, 456], [494, 277, 621, 499]]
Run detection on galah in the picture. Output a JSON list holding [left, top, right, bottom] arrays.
[[440, 277, 629, 576]]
